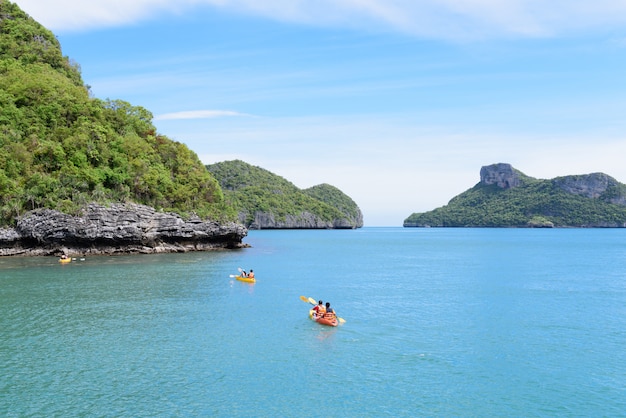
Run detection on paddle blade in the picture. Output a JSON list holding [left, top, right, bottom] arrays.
[[238, 267, 243, 272], [338, 317, 346, 324], [229, 275, 236, 278], [299, 296, 309, 303], [308, 297, 316, 305]]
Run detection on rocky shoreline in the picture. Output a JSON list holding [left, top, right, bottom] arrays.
[[0, 203, 248, 257]]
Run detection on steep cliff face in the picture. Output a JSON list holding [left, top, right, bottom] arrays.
[[480, 163, 522, 189], [553, 173, 626, 205], [247, 211, 360, 229], [0, 203, 247, 256]]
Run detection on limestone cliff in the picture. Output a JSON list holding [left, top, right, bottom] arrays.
[[0, 203, 248, 256], [553, 173, 626, 205], [247, 211, 360, 229], [480, 163, 522, 189]]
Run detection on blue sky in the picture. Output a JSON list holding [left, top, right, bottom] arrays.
[[13, 0, 626, 226]]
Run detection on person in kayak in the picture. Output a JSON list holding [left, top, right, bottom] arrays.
[[312, 300, 325, 318], [323, 302, 336, 320], [240, 269, 254, 278]]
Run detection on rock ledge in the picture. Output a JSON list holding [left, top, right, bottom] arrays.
[[0, 203, 248, 256]]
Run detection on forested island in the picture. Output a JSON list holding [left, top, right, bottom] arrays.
[[0, 1, 362, 256], [207, 160, 363, 229], [404, 163, 626, 228]]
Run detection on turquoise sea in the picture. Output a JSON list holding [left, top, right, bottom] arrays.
[[1, 228, 625, 417]]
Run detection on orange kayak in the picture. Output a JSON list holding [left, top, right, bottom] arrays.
[[309, 309, 338, 327]]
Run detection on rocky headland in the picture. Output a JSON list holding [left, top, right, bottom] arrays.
[[404, 163, 626, 228], [0, 203, 248, 257]]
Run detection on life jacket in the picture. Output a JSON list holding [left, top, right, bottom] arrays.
[[317, 305, 326, 315], [323, 310, 335, 319]]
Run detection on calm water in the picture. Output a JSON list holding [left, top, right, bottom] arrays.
[[1, 228, 625, 417]]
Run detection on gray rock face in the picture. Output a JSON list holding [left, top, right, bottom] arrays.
[[553, 173, 626, 204], [0, 203, 248, 256], [246, 211, 361, 229], [480, 163, 521, 189]]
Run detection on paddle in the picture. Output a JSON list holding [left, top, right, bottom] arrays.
[[300, 296, 346, 324]]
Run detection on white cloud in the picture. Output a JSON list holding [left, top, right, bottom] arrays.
[[154, 110, 251, 120], [14, 0, 177, 30], [13, 0, 626, 39]]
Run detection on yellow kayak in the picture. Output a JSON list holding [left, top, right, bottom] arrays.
[[58, 258, 71, 264], [235, 275, 256, 283]]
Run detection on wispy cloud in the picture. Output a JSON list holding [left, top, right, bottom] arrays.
[[15, 0, 175, 30], [154, 110, 252, 121], [14, 0, 626, 39]]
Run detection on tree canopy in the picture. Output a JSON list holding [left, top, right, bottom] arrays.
[[206, 160, 362, 228], [0, 1, 235, 225]]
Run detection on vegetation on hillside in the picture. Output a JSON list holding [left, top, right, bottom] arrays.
[[0, 1, 235, 225], [303, 183, 362, 224], [404, 176, 626, 227], [206, 160, 361, 227]]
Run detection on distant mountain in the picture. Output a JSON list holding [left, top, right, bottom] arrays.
[[404, 163, 626, 228], [206, 160, 363, 229]]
